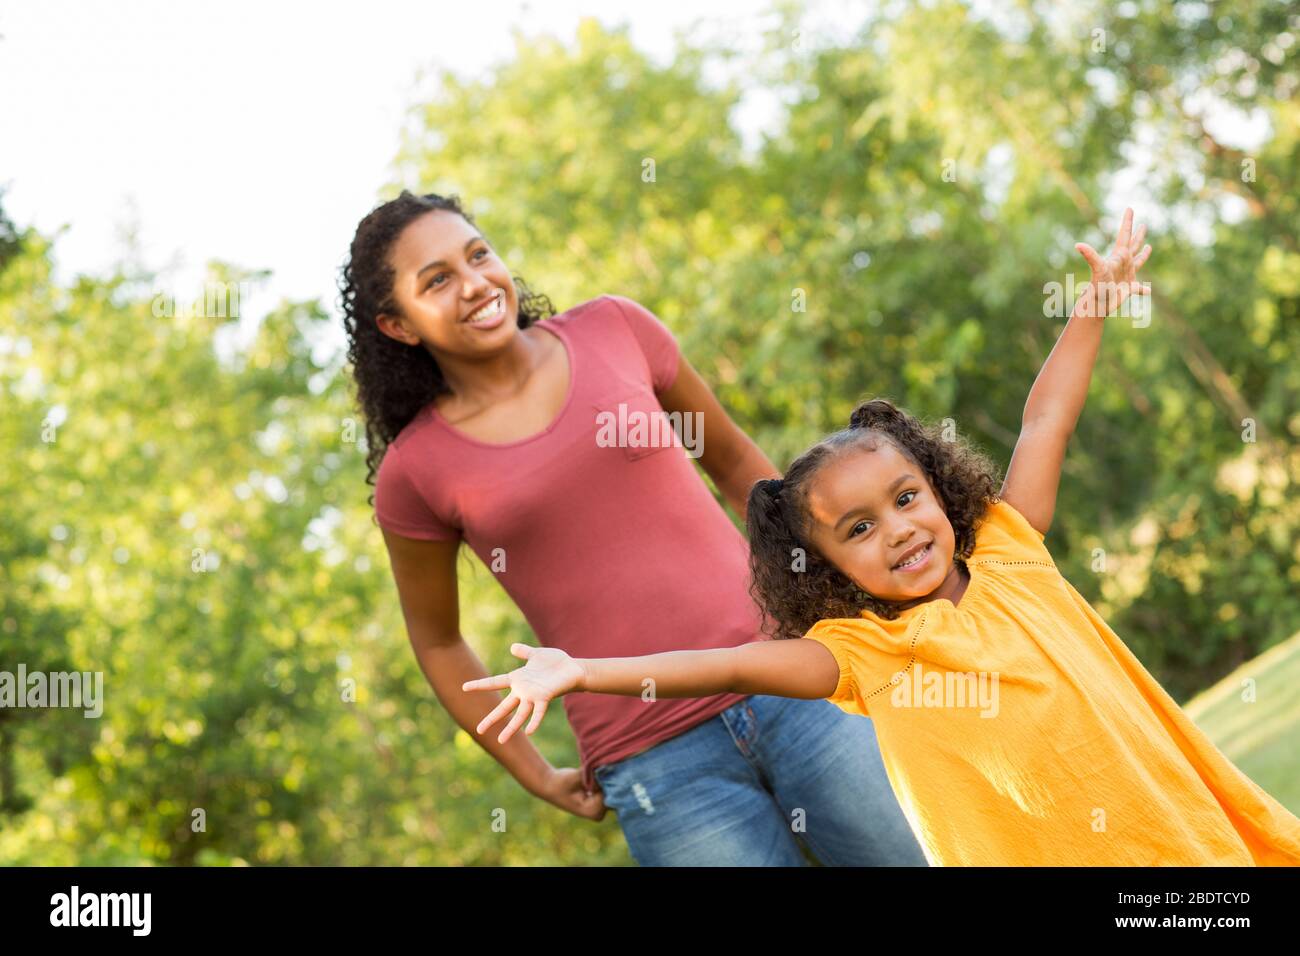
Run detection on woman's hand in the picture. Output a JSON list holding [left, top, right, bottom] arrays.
[[462, 642, 586, 744], [534, 766, 609, 821], [1073, 206, 1152, 320]]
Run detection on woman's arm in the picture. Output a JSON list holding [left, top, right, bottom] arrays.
[[1000, 208, 1152, 535], [383, 529, 603, 817], [656, 353, 780, 523], [465, 638, 841, 745]]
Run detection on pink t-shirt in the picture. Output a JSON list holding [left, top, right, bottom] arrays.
[[373, 294, 764, 793]]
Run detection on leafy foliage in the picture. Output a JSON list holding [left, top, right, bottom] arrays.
[[3, 3, 1297, 863]]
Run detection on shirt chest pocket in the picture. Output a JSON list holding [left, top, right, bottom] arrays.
[[591, 383, 683, 461]]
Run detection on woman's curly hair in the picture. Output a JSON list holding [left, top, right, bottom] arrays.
[[745, 397, 1002, 640], [337, 190, 555, 506]]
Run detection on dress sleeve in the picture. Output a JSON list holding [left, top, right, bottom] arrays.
[[373, 442, 461, 542], [607, 294, 682, 393], [801, 619, 867, 717], [969, 498, 1054, 565]]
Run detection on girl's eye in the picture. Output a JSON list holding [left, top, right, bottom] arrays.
[[898, 490, 917, 507], [849, 520, 872, 539]]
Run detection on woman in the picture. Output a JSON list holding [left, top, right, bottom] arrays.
[[339, 189, 925, 866]]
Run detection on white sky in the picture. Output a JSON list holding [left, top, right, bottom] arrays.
[[0, 0, 1271, 361], [0, 0, 824, 356]]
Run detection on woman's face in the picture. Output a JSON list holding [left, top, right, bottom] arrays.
[[377, 209, 518, 353], [804, 441, 958, 604]]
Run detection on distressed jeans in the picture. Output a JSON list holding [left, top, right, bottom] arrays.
[[592, 693, 929, 866]]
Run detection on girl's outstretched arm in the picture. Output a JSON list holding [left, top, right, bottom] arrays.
[[463, 639, 841, 745], [1001, 207, 1152, 535]]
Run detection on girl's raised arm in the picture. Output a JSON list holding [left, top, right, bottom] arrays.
[[1001, 208, 1151, 535], [464, 639, 841, 745]]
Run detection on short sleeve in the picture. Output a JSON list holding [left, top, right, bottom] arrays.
[[801, 620, 866, 717], [608, 294, 681, 393], [373, 442, 460, 541], [970, 499, 1053, 565]]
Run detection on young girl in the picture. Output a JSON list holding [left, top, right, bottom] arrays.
[[463, 209, 1300, 866]]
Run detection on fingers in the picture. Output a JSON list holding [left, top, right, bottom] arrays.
[[526, 698, 548, 735], [1111, 281, 1151, 304], [1117, 206, 1133, 250], [510, 642, 534, 660], [475, 694, 518, 735], [1133, 243, 1152, 271], [1075, 242, 1105, 273], [497, 700, 532, 744], [1129, 222, 1147, 254], [462, 674, 512, 692]]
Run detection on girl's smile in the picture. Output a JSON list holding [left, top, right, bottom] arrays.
[[892, 540, 933, 573]]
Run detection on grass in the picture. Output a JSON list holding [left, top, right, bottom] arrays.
[[1183, 629, 1300, 817]]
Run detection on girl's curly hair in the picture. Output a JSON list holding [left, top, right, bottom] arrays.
[[337, 190, 556, 506], [745, 397, 1002, 640]]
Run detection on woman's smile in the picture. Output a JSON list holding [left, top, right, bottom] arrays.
[[464, 289, 508, 329]]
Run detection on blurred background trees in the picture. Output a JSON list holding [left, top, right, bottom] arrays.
[[2, 1, 1297, 863]]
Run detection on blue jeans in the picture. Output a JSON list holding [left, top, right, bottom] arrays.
[[592, 694, 928, 866]]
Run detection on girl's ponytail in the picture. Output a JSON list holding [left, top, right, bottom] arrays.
[[746, 476, 804, 640], [745, 477, 789, 553]]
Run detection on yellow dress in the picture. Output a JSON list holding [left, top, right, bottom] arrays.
[[803, 498, 1300, 866]]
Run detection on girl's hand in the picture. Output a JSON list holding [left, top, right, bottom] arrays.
[[1073, 206, 1152, 319], [462, 643, 587, 745]]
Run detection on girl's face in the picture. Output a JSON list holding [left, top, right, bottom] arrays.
[[377, 209, 518, 353], [804, 441, 959, 604]]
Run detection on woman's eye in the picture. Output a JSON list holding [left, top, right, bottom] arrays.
[[898, 490, 916, 507], [426, 249, 488, 290]]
